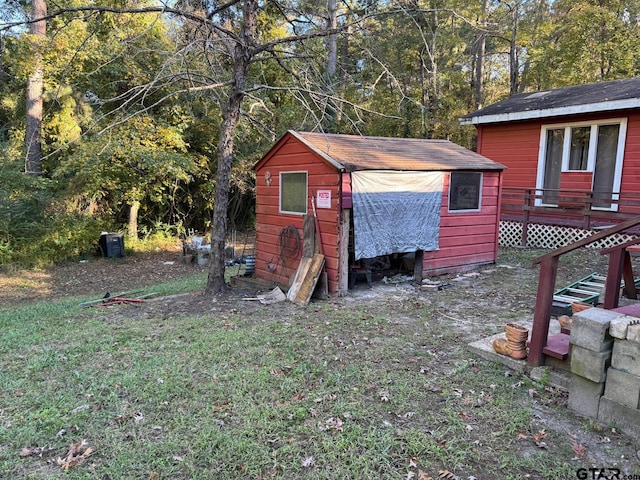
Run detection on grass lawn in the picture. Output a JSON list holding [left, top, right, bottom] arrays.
[[1, 249, 638, 479]]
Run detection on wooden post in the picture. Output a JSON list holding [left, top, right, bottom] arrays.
[[338, 209, 350, 295], [528, 256, 559, 367], [583, 191, 593, 230], [413, 250, 424, 283], [622, 250, 637, 300], [604, 249, 625, 309], [600, 236, 640, 307], [522, 189, 531, 247]]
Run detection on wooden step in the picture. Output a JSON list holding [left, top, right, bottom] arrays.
[[542, 333, 571, 361]]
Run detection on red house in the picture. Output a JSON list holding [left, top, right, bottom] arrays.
[[460, 77, 640, 232], [254, 131, 506, 294]]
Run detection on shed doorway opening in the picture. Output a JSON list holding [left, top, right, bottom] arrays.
[[347, 211, 422, 288], [346, 170, 443, 289]]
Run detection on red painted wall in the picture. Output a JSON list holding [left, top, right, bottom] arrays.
[[620, 112, 640, 215], [255, 134, 503, 291], [255, 136, 342, 293], [476, 111, 640, 216], [423, 171, 502, 275]]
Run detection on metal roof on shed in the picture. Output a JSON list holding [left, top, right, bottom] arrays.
[[460, 77, 640, 125], [284, 131, 505, 172]]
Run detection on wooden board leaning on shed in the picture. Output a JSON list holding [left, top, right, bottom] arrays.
[[287, 253, 325, 305]]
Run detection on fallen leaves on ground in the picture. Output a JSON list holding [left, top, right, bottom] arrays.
[[56, 439, 93, 471], [438, 469, 457, 479], [319, 416, 344, 432], [114, 411, 144, 425], [19, 446, 53, 458], [407, 469, 434, 480], [571, 441, 586, 458], [533, 429, 547, 449]]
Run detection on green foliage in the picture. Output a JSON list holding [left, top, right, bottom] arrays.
[[0, 150, 112, 267], [2, 0, 640, 267], [510, 0, 640, 90], [52, 115, 211, 232], [0, 271, 623, 479]]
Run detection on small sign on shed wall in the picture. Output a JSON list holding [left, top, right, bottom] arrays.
[[317, 190, 331, 208]]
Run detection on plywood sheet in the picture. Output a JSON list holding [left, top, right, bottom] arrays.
[[287, 256, 311, 302], [287, 253, 325, 305]]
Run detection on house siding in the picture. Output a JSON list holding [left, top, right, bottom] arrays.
[[620, 111, 640, 215], [476, 110, 640, 217], [255, 136, 342, 293]]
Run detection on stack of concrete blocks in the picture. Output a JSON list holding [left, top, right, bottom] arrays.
[[568, 308, 616, 419], [567, 307, 640, 437], [600, 314, 640, 437]]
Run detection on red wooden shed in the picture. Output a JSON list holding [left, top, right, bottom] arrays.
[[459, 77, 640, 230], [254, 131, 506, 295]]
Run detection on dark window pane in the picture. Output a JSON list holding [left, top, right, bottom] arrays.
[[568, 126, 590, 170], [542, 128, 564, 205], [449, 172, 481, 211], [593, 124, 620, 208]]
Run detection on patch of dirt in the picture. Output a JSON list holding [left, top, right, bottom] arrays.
[[0, 248, 208, 308]]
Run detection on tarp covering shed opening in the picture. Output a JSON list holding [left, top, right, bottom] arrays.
[[351, 171, 444, 260]]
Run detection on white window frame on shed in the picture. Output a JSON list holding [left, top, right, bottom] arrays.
[[279, 171, 308, 214], [535, 118, 627, 211], [448, 171, 483, 212]]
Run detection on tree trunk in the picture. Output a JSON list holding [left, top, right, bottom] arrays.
[[326, 0, 337, 78], [474, 0, 489, 110], [128, 200, 140, 238], [205, 0, 257, 294], [509, 4, 519, 96], [0, 36, 5, 87], [322, 0, 339, 132], [25, 0, 47, 176]]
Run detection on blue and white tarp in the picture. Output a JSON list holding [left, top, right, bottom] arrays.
[[351, 170, 444, 260]]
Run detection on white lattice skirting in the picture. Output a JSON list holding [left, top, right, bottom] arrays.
[[499, 220, 639, 249]]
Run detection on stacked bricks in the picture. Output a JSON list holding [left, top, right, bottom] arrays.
[[600, 315, 640, 438], [568, 308, 617, 418], [566, 307, 640, 438]]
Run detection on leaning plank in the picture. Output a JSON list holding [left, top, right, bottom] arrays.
[[292, 253, 325, 306], [287, 256, 312, 302], [303, 215, 316, 258]]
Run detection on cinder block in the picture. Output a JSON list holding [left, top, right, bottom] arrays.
[[570, 308, 620, 352], [611, 339, 640, 377], [603, 367, 640, 409], [529, 366, 570, 391], [627, 323, 640, 343], [598, 396, 640, 439], [570, 345, 611, 383], [568, 374, 604, 419], [609, 315, 635, 340]]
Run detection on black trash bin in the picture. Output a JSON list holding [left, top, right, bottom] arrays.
[[99, 233, 125, 258]]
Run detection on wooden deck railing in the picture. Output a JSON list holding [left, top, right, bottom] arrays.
[[528, 216, 640, 367], [501, 188, 640, 244]]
